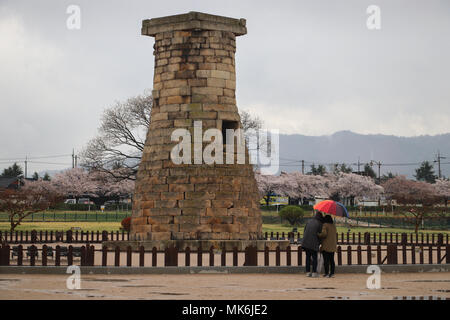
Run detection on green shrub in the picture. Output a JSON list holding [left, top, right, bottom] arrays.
[[278, 205, 305, 226]]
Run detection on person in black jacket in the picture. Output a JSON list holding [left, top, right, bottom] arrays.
[[302, 211, 323, 277]]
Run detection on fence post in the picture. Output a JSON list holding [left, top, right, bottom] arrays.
[[364, 232, 370, 245], [297, 246, 303, 266], [387, 244, 398, 264], [68, 245, 73, 266], [17, 245, 23, 266], [127, 246, 132, 267], [244, 246, 257, 266], [233, 247, 238, 266], [102, 231, 108, 242], [337, 246, 342, 266], [347, 246, 352, 265], [102, 246, 107, 266], [377, 245, 382, 265], [30, 245, 36, 266], [185, 247, 191, 267], [66, 230, 72, 244], [81, 246, 86, 266], [209, 246, 214, 267], [55, 245, 60, 266], [197, 245, 203, 267], [357, 245, 362, 265], [411, 245, 416, 265], [31, 230, 37, 244], [152, 247, 157, 267], [437, 246, 441, 264], [275, 246, 281, 266], [420, 246, 424, 264], [3, 245, 10, 266], [264, 246, 269, 266], [286, 246, 291, 266], [367, 245, 372, 265], [428, 245, 433, 264], [139, 246, 145, 267], [42, 245, 48, 266], [446, 245, 450, 264], [402, 245, 407, 264], [221, 247, 226, 266], [87, 245, 94, 266], [114, 246, 120, 267]]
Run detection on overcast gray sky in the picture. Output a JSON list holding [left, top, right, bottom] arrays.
[[1, 0, 449, 174]]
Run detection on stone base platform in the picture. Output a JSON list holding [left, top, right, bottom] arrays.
[[103, 240, 290, 252]]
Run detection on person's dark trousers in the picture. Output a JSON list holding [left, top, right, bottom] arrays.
[[304, 248, 318, 273], [322, 251, 335, 275]]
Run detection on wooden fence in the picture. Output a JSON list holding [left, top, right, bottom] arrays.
[[1, 243, 449, 268], [0, 230, 448, 246], [0, 230, 129, 244], [264, 231, 449, 246]]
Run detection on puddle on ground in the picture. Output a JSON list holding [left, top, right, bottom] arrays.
[[84, 279, 130, 282], [382, 287, 399, 290], [393, 296, 449, 300], [148, 292, 188, 296], [325, 296, 350, 300], [74, 289, 97, 291], [433, 289, 450, 293], [120, 285, 165, 288], [305, 287, 336, 290], [0, 279, 21, 282], [408, 280, 450, 283]]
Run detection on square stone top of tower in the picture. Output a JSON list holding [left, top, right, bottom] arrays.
[[142, 11, 247, 37]]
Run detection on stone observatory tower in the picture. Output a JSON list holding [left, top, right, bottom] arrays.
[[129, 12, 263, 246]]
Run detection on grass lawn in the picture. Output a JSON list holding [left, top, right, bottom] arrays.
[[0, 222, 122, 232], [262, 223, 450, 235], [1, 221, 448, 236]]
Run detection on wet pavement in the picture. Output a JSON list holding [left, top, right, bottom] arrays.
[[0, 272, 449, 300]]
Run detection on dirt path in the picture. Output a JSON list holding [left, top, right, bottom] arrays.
[[0, 272, 449, 300]]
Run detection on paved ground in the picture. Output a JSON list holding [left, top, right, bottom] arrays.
[[0, 272, 449, 300]]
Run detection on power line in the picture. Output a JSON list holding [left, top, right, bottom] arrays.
[[0, 154, 72, 161]]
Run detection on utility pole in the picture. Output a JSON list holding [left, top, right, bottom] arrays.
[[75, 155, 78, 168], [370, 160, 382, 184], [24, 156, 28, 179], [301, 160, 304, 174], [357, 157, 361, 174], [435, 150, 446, 179], [72, 149, 75, 169]]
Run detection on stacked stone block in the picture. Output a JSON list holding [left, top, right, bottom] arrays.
[[131, 12, 262, 242]]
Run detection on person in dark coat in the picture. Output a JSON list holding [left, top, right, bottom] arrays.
[[302, 211, 323, 277]]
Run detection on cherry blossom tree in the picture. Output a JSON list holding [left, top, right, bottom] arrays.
[[382, 175, 440, 233], [0, 185, 63, 231], [51, 168, 98, 199], [434, 178, 450, 207], [254, 172, 287, 205], [330, 173, 384, 205]]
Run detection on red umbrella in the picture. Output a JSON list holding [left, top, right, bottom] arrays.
[[313, 200, 349, 217]]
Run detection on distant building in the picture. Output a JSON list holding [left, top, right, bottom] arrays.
[[0, 177, 21, 190]]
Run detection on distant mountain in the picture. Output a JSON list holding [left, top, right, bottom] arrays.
[[277, 131, 450, 178]]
